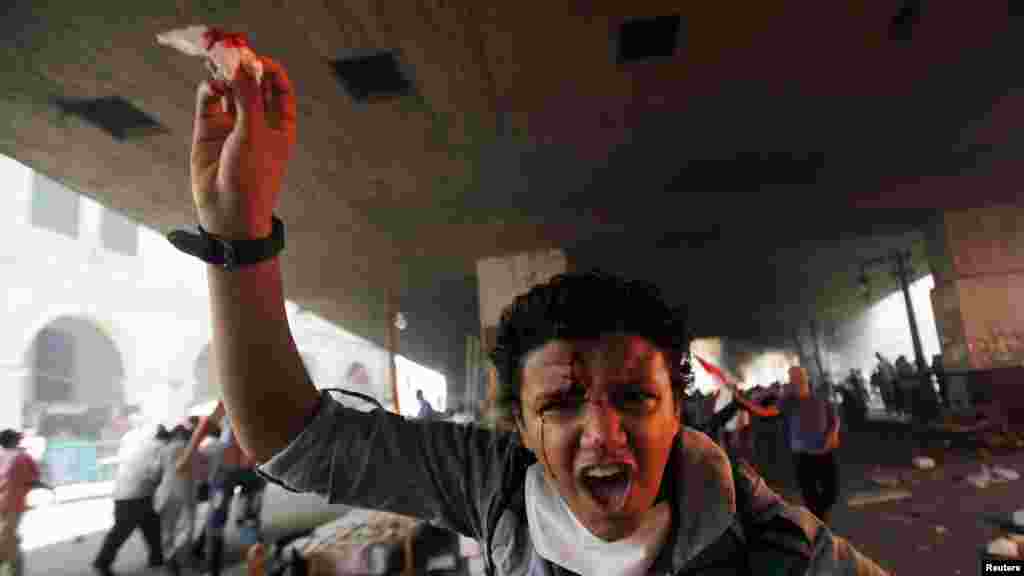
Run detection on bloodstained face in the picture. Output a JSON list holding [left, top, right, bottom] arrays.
[[515, 334, 681, 541]]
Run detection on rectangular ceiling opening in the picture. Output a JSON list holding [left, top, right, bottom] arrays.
[[54, 96, 165, 141], [890, 0, 922, 42], [331, 50, 412, 103], [618, 15, 683, 63]]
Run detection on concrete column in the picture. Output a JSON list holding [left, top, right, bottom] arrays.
[[925, 205, 1024, 419], [927, 205, 1024, 369], [475, 249, 573, 422]]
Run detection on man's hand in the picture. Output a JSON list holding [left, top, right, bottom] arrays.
[[190, 57, 297, 239]]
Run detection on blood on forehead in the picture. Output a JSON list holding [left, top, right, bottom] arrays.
[[526, 336, 669, 393]]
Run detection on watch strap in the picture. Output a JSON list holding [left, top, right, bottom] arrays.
[[167, 216, 285, 270]]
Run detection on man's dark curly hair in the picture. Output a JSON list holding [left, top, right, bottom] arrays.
[[488, 270, 691, 430]]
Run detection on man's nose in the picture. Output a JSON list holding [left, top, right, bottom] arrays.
[[580, 398, 628, 450]]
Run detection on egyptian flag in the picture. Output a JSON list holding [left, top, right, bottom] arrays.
[[694, 355, 736, 388]]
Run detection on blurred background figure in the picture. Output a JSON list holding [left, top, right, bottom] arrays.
[[874, 353, 897, 413], [0, 429, 43, 576], [155, 424, 195, 576], [179, 401, 265, 576], [92, 424, 164, 576], [416, 389, 437, 420], [732, 367, 842, 524]]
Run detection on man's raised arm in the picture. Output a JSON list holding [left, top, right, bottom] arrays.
[[190, 57, 319, 463]]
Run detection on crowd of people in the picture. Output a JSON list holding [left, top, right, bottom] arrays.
[[685, 366, 842, 525], [87, 400, 265, 576]]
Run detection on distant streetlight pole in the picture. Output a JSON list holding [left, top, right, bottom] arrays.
[[858, 250, 927, 374], [858, 249, 933, 426]]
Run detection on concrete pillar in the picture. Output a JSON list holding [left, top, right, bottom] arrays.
[[925, 205, 1024, 419], [475, 249, 573, 423]]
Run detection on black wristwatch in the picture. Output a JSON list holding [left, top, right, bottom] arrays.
[[167, 216, 285, 271]]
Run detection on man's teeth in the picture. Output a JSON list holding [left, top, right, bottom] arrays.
[[584, 465, 626, 478]]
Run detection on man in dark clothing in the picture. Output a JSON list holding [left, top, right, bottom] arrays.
[[93, 426, 164, 576], [416, 390, 437, 420], [874, 353, 897, 412], [894, 355, 918, 417], [931, 354, 948, 408]]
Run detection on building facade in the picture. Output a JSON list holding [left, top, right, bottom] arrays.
[[0, 154, 410, 483]]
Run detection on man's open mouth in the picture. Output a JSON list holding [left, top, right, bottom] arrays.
[[578, 463, 633, 512]]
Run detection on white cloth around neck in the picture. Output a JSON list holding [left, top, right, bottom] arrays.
[[525, 463, 671, 576]]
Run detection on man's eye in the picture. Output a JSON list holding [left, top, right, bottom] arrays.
[[541, 392, 584, 413], [621, 389, 657, 407]]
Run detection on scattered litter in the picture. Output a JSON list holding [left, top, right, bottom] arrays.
[[912, 456, 936, 470], [991, 466, 1020, 482], [847, 489, 912, 508], [966, 467, 992, 488], [935, 525, 947, 535], [987, 537, 1019, 559]]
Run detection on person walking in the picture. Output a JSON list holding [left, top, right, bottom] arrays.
[[93, 424, 165, 576], [155, 425, 196, 576], [931, 354, 948, 409], [179, 402, 266, 576], [0, 429, 43, 576], [732, 367, 842, 524], [415, 389, 437, 420], [875, 353, 897, 413], [894, 355, 916, 416]]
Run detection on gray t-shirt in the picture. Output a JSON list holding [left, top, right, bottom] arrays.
[[260, 391, 887, 575]]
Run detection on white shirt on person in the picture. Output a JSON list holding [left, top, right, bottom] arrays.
[[112, 429, 163, 500]]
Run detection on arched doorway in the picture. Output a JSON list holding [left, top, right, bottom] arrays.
[[24, 317, 125, 433]]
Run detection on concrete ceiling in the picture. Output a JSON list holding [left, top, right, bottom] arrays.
[[2, 1, 1022, 380]]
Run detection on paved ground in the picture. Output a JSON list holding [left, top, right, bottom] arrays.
[[21, 484, 351, 576], [748, 415, 1024, 576], [18, 414, 1023, 575]]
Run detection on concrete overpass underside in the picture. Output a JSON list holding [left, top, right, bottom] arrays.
[[2, 2, 1023, 385]]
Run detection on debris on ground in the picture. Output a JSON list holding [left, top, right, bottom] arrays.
[[934, 525, 947, 535], [987, 537, 1019, 558], [912, 456, 936, 470], [991, 466, 1020, 482], [846, 489, 912, 508], [966, 467, 993, 488], [965, 465, 1019, 488]]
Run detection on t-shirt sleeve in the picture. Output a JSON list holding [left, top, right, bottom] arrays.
[[259, 390, 521, 539], [16, 453, 40, 486], [25, 454, 40, 482]]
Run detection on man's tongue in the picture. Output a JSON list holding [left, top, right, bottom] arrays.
[[582, 471, 631, 511]]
